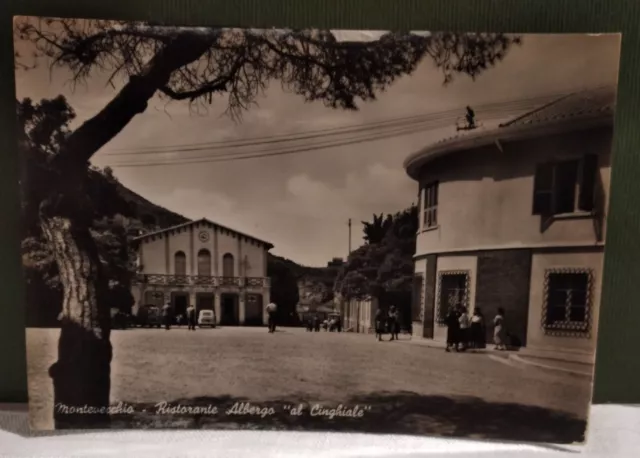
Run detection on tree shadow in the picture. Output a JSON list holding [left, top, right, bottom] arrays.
[[109, 391, 586, 444]]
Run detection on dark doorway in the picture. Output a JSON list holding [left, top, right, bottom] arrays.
[[197, 293, 214, 313], [220, 293, 239, 325], [245, 294, 263, 326], [172, 292, 189, 323]]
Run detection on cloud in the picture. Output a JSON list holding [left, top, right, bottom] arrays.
[[275, 163, 416, 223]]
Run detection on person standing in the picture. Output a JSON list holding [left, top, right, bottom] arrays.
[[470, 308, 485, 349], [445, 306, 461, 352], [162, 302, 172, 331], [493, 308, 507, 351], [266, 301, 277, 333], [458, 306, 470, 351], [186, 304, 196, 331], [374, 308, 385, 341], [388, 305, 400, 341]]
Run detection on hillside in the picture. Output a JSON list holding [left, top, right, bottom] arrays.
[[19, 95, 317, 327], [96, 167, 189, 230]]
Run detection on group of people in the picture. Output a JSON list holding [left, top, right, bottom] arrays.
[[305, 315, 341, 332], [161, 302, 197, 331], [445, 306, 507, 352], [374, 305, 401, 341]]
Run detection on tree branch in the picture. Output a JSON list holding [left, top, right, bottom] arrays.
[[158, 57, 245, 101], [53, 33, 217, 168]]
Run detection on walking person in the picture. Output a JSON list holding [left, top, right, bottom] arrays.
[[265, 301, 277, 333], [445, 306, 461, 352], [457, 306, 470, 351], [186, 304, 196, 331], [470, 308, 486, 349], [162, 302, 172, 331], [493, 307, 507, 351], [388, 305, 400, 341]]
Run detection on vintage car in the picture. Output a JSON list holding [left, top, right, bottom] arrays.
[[135, 305, 162, 328], [198, 309, 216, 327]]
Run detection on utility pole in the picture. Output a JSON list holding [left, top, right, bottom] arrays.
[[348, 218, 352, 258]]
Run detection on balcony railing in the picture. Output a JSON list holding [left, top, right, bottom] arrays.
[[134, 274, 270, 288]]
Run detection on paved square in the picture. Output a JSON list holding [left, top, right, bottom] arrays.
[[27, 327, 590, 442]]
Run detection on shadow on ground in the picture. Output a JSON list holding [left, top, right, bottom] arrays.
[[109, 391, 586, 444]]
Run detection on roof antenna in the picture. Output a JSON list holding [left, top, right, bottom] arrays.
[[456, 106, 480, 131]]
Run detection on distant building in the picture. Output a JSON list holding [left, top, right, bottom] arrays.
[[131, 218, 273, 326], [327, 257, 345, 268], [340, 295, 379, 334], [295, 277, 335, 322], [403, 87, 615, 356]]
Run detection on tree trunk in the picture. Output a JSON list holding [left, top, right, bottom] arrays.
[[40, 212, 112, 429], [34, 33, 214, 429]]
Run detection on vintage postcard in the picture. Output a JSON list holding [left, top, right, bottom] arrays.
[[14, 17, 620, 443]]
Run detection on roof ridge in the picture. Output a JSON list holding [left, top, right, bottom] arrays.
[[134, 217, 273, 248], [499, 91, 577, 128]]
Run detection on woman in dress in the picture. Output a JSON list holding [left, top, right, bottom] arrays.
[[457, 306, 470, 351], [470, 308, 485, 349], [493, 308, 507, 351], [445, 306, 461, 352]]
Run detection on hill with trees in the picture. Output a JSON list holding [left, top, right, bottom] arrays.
[[19, 95, 319, 326]]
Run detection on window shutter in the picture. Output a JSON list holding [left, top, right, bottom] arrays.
[[532, 163, 554, 215], [578, 154, 598, 212], [554, 160, 579, 214]]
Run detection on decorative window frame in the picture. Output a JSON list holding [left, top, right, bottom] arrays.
[[541, 267, 594, 338], [435, 270, 471, 327]]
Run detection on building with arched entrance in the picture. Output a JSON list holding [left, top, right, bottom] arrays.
[[404, 87, 615, 359], [131, 218, 273, 326]]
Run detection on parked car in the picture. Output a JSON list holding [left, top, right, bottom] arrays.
[[135, 305, 162, 328], [198, 309, 216, 328], [110, 308, 130, 330]]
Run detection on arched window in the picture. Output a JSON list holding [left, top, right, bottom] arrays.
[[174, 251, 187, 276], [197, 249, 212, 276], [222, 253, 234, 277]]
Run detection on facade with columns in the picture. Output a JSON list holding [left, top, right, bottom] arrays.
[[131, 218, 273, 326]]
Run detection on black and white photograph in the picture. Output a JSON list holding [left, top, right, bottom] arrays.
[[14, 17, 620, 443]]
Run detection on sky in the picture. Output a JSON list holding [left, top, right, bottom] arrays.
[[13, 26, 621, 266]]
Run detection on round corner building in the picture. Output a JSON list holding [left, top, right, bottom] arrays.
[[403, 87, 615, 358]]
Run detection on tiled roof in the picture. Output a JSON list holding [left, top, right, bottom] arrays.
[[499, 86, 616, 128], [403, 86, 616, 178], [430, 119, 506, 147]]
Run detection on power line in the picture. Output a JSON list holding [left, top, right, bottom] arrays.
[[106, 104, 541, 167], [108, 110, 519, 168], [105, 92, 576, 169], [109, 109, 515, 165], [102, 93, 561, 158]]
